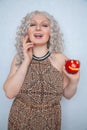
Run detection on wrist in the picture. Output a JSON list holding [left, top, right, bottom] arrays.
[[69, 79, 79, 86], [23, 59, 31, 66], [68, 72, 80, 85]]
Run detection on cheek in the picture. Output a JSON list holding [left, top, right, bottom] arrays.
[[27, 29, 33, 38], [27, 29, 31, 34], [45, 31, 50, 39]]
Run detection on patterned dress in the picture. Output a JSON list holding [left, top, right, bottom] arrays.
[[8, 57, 63, 130]]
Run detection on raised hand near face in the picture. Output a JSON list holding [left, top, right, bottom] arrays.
[[22, 35, 34, 64]]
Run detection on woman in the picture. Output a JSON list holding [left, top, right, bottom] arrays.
[[3, 10, 80, 130]]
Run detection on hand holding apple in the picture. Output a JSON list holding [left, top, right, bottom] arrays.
[[65, 59, 80, 74]]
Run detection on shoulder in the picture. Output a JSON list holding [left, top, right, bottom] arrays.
[[11, 54, 18, 66], [53, 52, 68, 64], [50, 52, 69, 72], [10, 54, 19, 72], [6, 54, 18, 79]]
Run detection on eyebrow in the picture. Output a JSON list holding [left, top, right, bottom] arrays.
[[30, 20, 50, 24]]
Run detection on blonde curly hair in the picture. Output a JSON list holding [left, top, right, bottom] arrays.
[[15, 10, 64, 65]]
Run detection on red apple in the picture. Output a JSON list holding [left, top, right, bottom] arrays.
[[65, 59, 80, 74]]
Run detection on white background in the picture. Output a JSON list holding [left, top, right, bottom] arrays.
[[0, 0, 87, 130]]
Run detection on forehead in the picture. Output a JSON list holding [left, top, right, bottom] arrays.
[[30, 13, 50, 23]]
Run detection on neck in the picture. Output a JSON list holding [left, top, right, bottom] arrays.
[[33, 44, 48, 57]]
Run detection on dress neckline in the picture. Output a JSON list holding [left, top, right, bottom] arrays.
[[32, 51, 51, 61], [31, 53, 63, 76]]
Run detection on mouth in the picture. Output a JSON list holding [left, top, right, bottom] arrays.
[[34, 33, 43, 39], [68, 66, 79, 71]]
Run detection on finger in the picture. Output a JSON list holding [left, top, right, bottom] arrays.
[[24, 43, 34, 48], [23, 44, 34, 51], [63, 66, 66, 73], [63, 66, 71, 76], [22, 35, 29, 45]]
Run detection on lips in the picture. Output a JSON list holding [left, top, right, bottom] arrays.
[[34, 33, 43, 38], [65, 59, 80, 74]]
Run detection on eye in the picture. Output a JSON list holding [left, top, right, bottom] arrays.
[[30, 23, 36, 27], [42, 24, 49, 27]]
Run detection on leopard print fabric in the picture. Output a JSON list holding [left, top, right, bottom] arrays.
[[8, 58, 63, 130]]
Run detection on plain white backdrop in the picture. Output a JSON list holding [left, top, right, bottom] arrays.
[[0, 0, 87, 130]]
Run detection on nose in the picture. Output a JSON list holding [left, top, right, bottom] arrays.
[[36, 25, 41, 30]]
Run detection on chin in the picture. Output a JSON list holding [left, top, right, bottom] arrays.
[[33, 40, 48, 45]]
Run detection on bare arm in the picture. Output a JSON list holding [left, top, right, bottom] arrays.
[[54, 53, 80, 99], [3, 35, 34, 99], [3, 55, 30, 99], [62, 54, 80, 99], [63, 68, 80, 99]]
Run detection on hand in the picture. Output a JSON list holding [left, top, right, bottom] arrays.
[[22, 35, 34, 64], [63, 65, 80, 84]]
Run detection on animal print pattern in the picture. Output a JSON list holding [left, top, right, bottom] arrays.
[[8, 58, 63, 130]]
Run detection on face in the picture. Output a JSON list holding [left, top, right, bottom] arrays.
[[27, 13, 50, 45]]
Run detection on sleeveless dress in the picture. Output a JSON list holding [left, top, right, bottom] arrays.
[[8, 57, 63, 130]]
